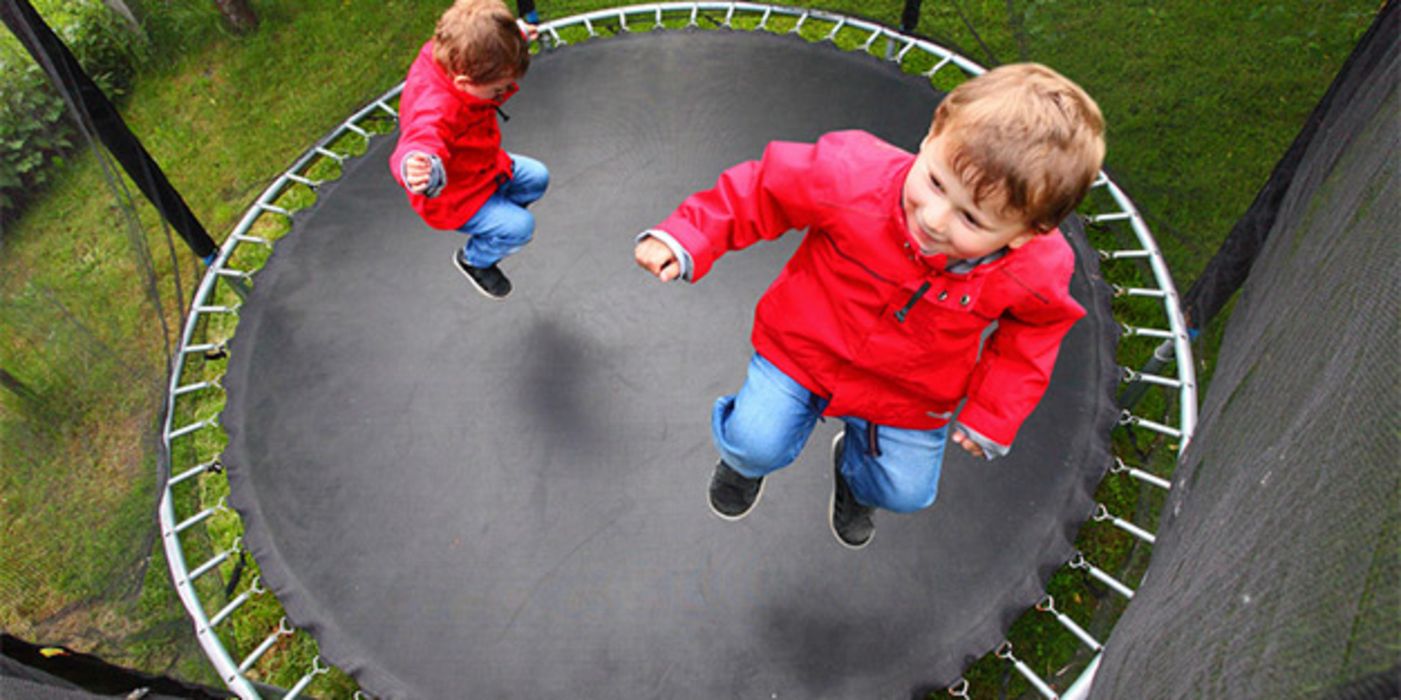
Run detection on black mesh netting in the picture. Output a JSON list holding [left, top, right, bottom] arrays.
[[1090, 4, 1400, 698], [1, 0, 204, 686]]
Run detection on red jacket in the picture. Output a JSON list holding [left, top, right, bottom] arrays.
[[390, 41, 517, 230], [658, 130, 1084, 445]]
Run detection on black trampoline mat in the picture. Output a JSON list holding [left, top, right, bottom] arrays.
[[222, 29, 1118, 699]]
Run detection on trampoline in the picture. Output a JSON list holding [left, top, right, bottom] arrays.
[[154, 7, 1186, 699]]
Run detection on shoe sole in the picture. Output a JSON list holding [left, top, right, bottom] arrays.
[[453, 255, 510, 301], [829, 433, 872, 550], [708, 474, 765, 522]]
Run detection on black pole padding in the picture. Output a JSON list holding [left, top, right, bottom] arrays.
[[900, 0, 923, 33], [0, 0, 218, 263]]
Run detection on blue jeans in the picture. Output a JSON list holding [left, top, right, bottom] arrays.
[[458, 154, 549, 267], [712, 354, 949, 513]]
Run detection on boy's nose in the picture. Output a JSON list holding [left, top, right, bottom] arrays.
[[921, 201, 950, 234]]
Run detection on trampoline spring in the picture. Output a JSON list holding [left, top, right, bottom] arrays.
[[1116, 285, 1168, 299], [1037, 598, 1103, 652], [723, 4, 735, 27], [1094, 504, 1157, 545], [923, 54, 954, 78], [1121, 323, 1174, 340], [825, 17, 846, 41], [617, 11, 628, 32], [208, 589, 251, 629], [206, 573, 266, 630], [170, 458, 218, 486], [173, 500, 221, 535], [1069, 553, 1136, 600], [1091, 172, 1110, 188], [230, 232, 270, 246], [1099, 248, 1152, 261], [757, 6, 772, 30], [860, 26, 881, 50], [1088, 211, 1134, 224], [283, 656, 330, 700], [895, 39, 916, 63], [653, 7, 664, 30], [182, 341, 226, 356], [285, 173, 321, 190], [237, 617, 292, 673], [213, 267, 252, 281], [345, 122, 370, 139], [257, 202, 293, 218], [583, 17, 596, 36], [688, 5, 700, 27], [168, 416, 218, 441], [184, 548, 233, 585], [546, 25, 565, 45], [791, 11, 809, 34], [996, 642, 1060, 699], [1123, 368, 1183, 389], [946, 678, 971, 698], [1110, 456, 1173, 490], [172, 380, 219, 398], [194, 303, 239, 316], [373, 100, 397, 118], [1119, 411, 1183, 439], [313, 146, 346, 164]]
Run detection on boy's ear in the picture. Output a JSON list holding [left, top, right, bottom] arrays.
[[452, 75, 474, 92], [1006, 229, 1038, 249]]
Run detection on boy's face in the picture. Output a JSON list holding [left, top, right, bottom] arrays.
[[452, 74, 516, 102], [902, 133, 1036, 260]]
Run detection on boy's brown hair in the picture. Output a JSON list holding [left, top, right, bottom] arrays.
[[930, 63, 1105, 232], [433, 0, 530, 84]]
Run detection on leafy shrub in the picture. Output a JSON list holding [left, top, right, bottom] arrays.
[[0, 1, 148, 219]]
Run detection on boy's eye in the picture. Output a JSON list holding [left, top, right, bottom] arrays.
[[929, 175, 944, 192], [962, 211, 983, 229]]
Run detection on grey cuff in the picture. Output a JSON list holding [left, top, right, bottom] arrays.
[[400, 151, 446, 198], [636, 229, 694, 281], [953, 422, 1010, 460]]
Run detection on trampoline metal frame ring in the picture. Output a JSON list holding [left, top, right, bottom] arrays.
[[156, 4, 1197, 698]]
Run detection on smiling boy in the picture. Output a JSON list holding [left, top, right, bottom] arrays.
[[634, 63, 1105, 549]]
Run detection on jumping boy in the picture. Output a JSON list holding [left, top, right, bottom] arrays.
[[634, 63, 1105, 549], [391, 0, 547, 300]]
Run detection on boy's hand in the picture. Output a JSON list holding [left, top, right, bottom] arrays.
[[634, 237, 681, 282], [951, 428, 986, 459], [517, 19, 539, 42], [404, 152, 433, 194]]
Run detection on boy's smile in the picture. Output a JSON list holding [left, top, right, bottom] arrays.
[[902, 133, 1035, 260]]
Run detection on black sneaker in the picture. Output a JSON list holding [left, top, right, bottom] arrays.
[[708, 460, 765, 521], [829, 433, 875, 549], [454, 250, 511, 299]]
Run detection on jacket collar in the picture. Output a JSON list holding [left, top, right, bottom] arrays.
[[888, 159, 1014, 277]]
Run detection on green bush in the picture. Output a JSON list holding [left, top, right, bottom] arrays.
[[0, 0, 147, 219]]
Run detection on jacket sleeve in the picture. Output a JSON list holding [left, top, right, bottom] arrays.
[[654, 139, 824, 282], [957, 254, 1085, 447], [389, 94, 452, 192]]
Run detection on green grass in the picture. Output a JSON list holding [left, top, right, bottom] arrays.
[[0, 0, 1379, 696]]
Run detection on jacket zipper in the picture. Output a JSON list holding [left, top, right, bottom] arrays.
[[894, 281, 932, 323]]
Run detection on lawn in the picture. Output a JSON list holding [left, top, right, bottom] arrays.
[[0, 0, 1379, 695]]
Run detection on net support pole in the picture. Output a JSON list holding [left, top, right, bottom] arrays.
[[900, 0, 922, 33]]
